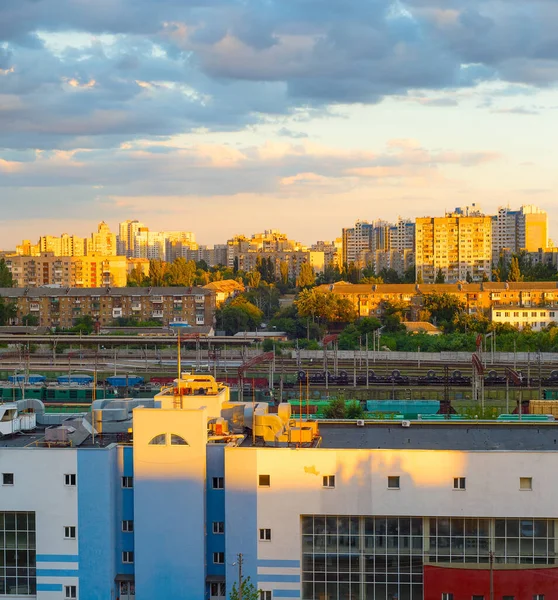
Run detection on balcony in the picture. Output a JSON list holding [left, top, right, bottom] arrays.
[[152, 310, 164, 318], [194, 295, 205, 304], [29, 304, 40, 312], [151, 296, 164, 304], [196, 316, 205, 325], [131, 304, 142, 311], [113, 309, 123, 318]]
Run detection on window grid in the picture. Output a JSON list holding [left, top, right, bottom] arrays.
[[453, 477, 466, 490], [260, 592, 272, 600], [302, 515, 424, 600], [64, 526, 76, 540], [2, 473, 14, 486], [388, 476, 400, 490], [212, 477, 224, 490], [122, 551, 134, 564], [213, 552, 225, 564], [122, 476, 133, 489], [259, 475, 271, 487], [0, 512, 36, 596], [212, 522, 224, 534]]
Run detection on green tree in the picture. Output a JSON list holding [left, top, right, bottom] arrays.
[[245, 270, 262, 288], [22, 314, 39, 326], [422, 293, 465, 332], [279, 261, 289, 286], [323, 397, 347, 419], [70, 315, 95, 334], [507, 256, 523, 282], [416, 269, 423, 284], [0, 297, 16, 325], [127, 264, 147, 287], [296, 262, 315, 288], [229, 576, 261, 600], [233, 256, 239, 274], [149, 260, 168, 286], [217, 297, 263, 335], [378, 268, 401, 284], [346, 400, 364, 419], [0, 259, 14, 287], [167, 258, 196, 286], [435, 268, 445, 284], [403, 265, 416, 284]]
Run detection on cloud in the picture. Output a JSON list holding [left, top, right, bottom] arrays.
[[491, 107, 540, 115], [0, 0, 557, 152], [276, 127, 309, 139]]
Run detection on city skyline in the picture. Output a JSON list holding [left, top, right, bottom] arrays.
[[1, 1, 557, 248]]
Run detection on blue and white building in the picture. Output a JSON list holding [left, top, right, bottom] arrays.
[[3, 377, 558, 600]]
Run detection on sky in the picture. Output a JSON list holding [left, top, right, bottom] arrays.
[[1, 0, 557, 248]]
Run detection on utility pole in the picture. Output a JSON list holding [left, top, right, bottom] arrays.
[[237, 553, 243, 600]]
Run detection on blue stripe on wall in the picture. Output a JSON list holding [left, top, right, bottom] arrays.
[[37, 569, 79, 577], [37, 555, 79, 563], [36, 583, 63, 592], [273, 591, 301, 599], [258, 574, 300, 583], [257, 559, 300, 568]]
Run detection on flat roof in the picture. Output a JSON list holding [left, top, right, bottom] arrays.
[[318, 422, 558, 451]]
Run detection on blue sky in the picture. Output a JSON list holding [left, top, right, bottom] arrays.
[[0, 0, 557, 247]]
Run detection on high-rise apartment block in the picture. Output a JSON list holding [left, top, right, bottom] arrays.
[[132, 229, 197, 261], [118, 220, 145, 257], [415, 206, 492, 283], [492, 205, 548, 263], [5, 254, 129, 288], [342, 221, 373, 266], [86, 221, 118, 256]]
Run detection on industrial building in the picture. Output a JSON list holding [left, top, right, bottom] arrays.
[[1, 375, 558, 599]]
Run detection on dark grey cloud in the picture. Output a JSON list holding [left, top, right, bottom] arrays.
[[0, 0, 557, 153]]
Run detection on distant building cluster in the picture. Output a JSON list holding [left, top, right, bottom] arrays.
[[2, 204, 552, 288]]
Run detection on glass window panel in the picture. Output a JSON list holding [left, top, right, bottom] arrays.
[[533, 538, 547, 556], [364, 518, 374, 535], [548, 521, 554, 537], [337, 517, 349, 535], [399, 536, 410, 553], [349, 517, 359, 535], [533, 520, 547, 537], [326, 517, 338, 534], [326, 555, 338, 571], [376, 519, 387, 536], [4, 515, 15, 531], [387, 519, 399, 535], [520, 520, 534, 538], [399, 519, 411, 535], [411, 519, 422, 536], [314, 556, 325, 572], [412, 537, 423, 551], [451, 537, 464, 553], [465, 519, 478, 536], [302, 535, 313, 552], [364, 536, 375, 553], [15, 515, 27, 531], [451, 519, 464, 536], [387, 536, 399, 552], [438, 518, 450, 536], [326, 536, 337, 552], [507, 520, 519, 537], [495, 520, 506, 537], [520, 538, 534, 555], [350, 555, 360, 571], [478, 519, 489, 537], [429, 518, 437, 536], [507, 538, 520, 556], [338, 556, 350, 572], [302, 517, 313, 535]]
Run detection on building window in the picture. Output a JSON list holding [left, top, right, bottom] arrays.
[[302, 515, 424, 598], [322, 475, 335, 488], [64, 526, 76, 540], [260, 592, 272, 600], [212, 522, 225, 534], [148, 433, 166, 445], [2, 473, 14, 486], [442, 595, 454, 600], [0, 512, 36, 595], [170, 434, 188, 446], [210, 582, 226, 598], [259, 528, 272, 541], [122, 520, 134, 533], [520, 477, 532, 491], [533, 596, 544, 600], [122, 476, 133, 488], [259, 474, 271, 487], [122, 551, 134, 564], [472, 596, 484, 600], [213, 552, 225, 564], [212, 477, 224, 489], [505, 312, 510, 317], [495, 312, 501, 317], [64, 473, 76, 486], [503, 597, 515, 600], [388, 476, 400, 489], [453, 477, 466, 490], [64, 585, 77, 599]]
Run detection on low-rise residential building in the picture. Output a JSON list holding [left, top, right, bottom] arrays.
[[318, 281, 558, 320], [491, 306, 558, 331], [203, 280, 244, 307], [0, 287, 215, 328]]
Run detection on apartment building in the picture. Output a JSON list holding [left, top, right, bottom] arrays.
[[342, 221, 373, 266], [318, 281, 558, 321], [0, 286, 215, 328], [133, 229, 197, 261], [5, 254, 128, 288], [492, 205, 548, 263], [16, 234, 86, 257], [415, 207, 492, 283], [118, 219, 145, 257], [491, 306, 558, 331], [310, 239, 342, 268]]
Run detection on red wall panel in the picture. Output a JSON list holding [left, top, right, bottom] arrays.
[[424, 565, 558, 600]]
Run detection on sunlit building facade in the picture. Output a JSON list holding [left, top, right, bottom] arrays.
[[2, 377, 558, 600]]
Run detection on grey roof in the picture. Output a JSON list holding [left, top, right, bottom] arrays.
[[0, 286, 213, 298], [319, 422, 558, 451]]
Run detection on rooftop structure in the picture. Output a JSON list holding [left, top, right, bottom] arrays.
[[2, 376, 558, 599]]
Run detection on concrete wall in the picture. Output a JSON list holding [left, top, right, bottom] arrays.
[[133, 407, 207, 600], [0, 448, 78, 599]]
